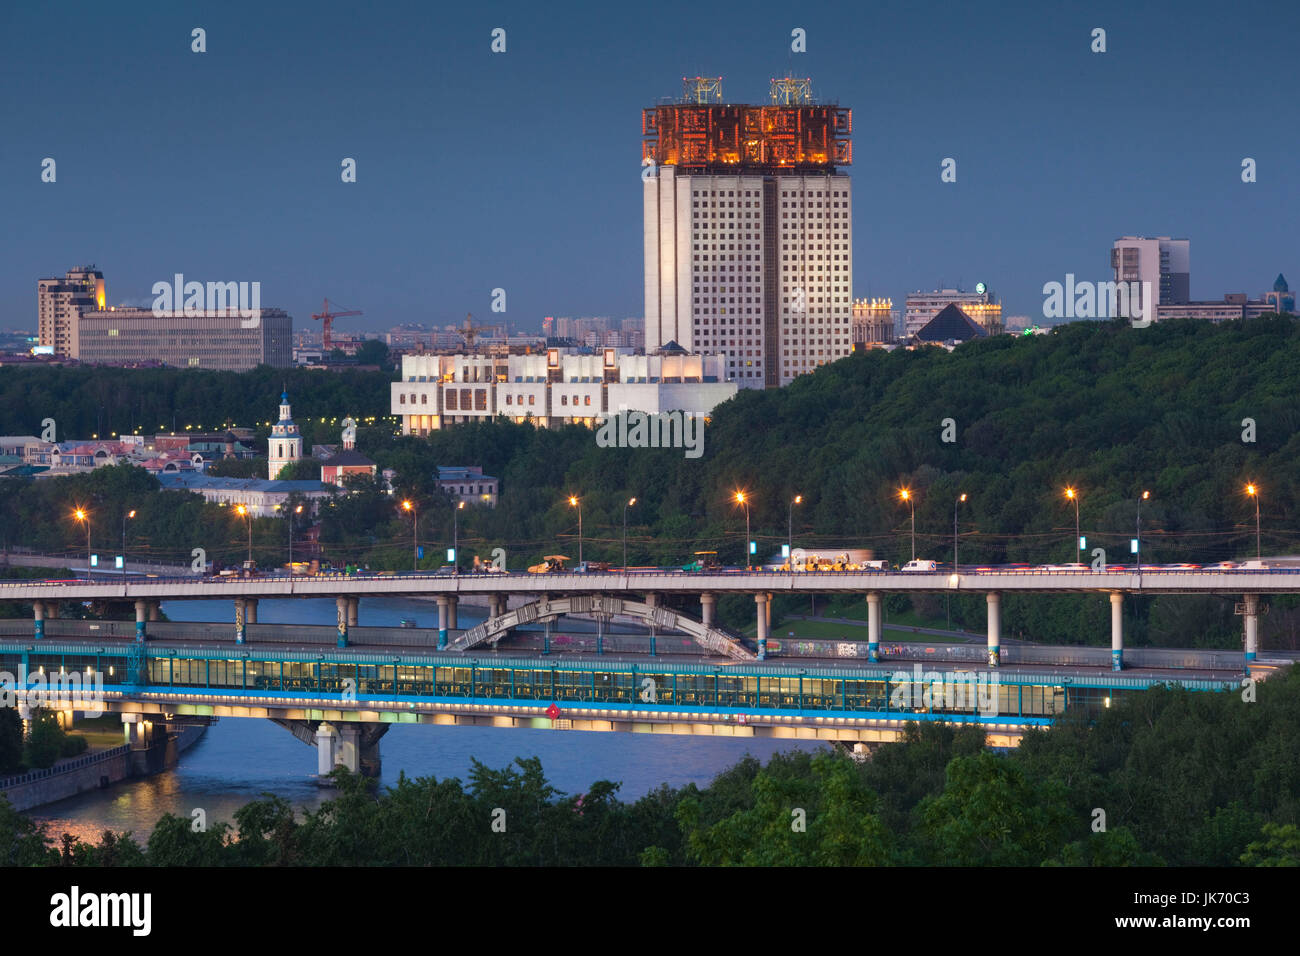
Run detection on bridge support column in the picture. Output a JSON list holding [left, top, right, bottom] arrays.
[[700, 592, 715, 627], [235, 598, 246, 645], [245, 598, 258, 624], [1110, 592, 1124, 671], [1243, 594, 1259, 668], [33, 600, 45, 640], [866, 592, 881, 662], [134, 599, 147, 643], [147, 601, 161, 622], [47, 602, 59, 619], [436, 596, 449, 649], [334, 724, 361, 773], [756, 593, 769, 661], [487, 593, 502, 619], [986, 592, 1001, 667], [315, 722, 337, 778], [446, 596, 458, 631], [347, 597, 359, 627], [335, 597, 349, 648], [765, 592, 772, 631]]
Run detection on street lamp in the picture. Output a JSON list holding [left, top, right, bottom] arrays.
[[734, 491, 751, 570], [1065, 487, 1080, 561], [235, 504, 252, 564], [568, 495, 583, 566], [788, 494, 802, 574], [1246, 483, 1261, 559], [287, 503, 303, 565], [1135, 491, 1150, 580], [453, 500, 465, 575], [121, 509, 135, 577], [953, 493, 966, 569], [899, 488, 915, 562], [623, 497, 637, 569], [73, 508, 90, 576], [401, 499, 418, 570]]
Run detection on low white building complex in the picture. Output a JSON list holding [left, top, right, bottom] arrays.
[[391, 347, 736, 434]]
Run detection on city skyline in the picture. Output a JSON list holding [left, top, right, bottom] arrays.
[[2, 0, 1296, 336]]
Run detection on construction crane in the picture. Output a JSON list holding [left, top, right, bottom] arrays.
[[312, 298, 363, 352], [456, 313, 501, 350]]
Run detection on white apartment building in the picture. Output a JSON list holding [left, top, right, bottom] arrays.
[[1111, 237, 1191, 321], [644, 167, 852, 389], [391, 349, 735, 435]]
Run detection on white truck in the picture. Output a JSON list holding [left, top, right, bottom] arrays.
[[901, 559, 938, 572]]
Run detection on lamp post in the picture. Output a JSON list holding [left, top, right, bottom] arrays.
[[900, 488, 915, 562], [73, 508, 90, 576], [788, 494, 802, 574], [121, 509, 135, 577], [402, 499, 417, 570], [453, 501, 465, 575], [1135, 490, 1150, 583], [1248, 486, 1258, 561], [953, 493, 966, 569], [288, 503, 303, 565], [735, 491, 750, 570], [1065, 487, 1080, 562], [235, 504, 252, 564], [568, 495, 582, 566], [623, 497, 637, 569]]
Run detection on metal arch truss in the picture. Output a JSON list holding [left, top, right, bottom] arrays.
[[449, 595, 755, 661]]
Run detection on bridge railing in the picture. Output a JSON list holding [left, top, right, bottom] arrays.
[[0, 744, 130, 790]]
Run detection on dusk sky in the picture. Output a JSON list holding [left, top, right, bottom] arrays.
[[2, 0, 1296, 334]]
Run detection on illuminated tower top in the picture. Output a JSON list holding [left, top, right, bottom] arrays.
[[643, 76, 850, 173]]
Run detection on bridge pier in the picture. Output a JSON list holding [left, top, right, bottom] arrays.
[[245, 598, 258, 624], [347, 597, 359, 627], [315, 722, 336, 777], [335, 597, 349, 648], [1243, 594, 1258, 667], [645, 593, 660, 656], [700, 592, 715, 628], [47, 602, 59, 619], [1110, 592, 1124, 671], [148, 600, 161, 622], [755, 593, 770, 661], [488, 593, 505, 619], [33, 599, 45, 640], [446, 596, 458, 631], [866, 592, 881, 662], [436, 596, 449, 649], [986, 592, 1001, 667], [134, 599, 147, 642], [235, 598, 246, 644]]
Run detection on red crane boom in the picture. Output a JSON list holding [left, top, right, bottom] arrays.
[[311, 298, 363, 352]]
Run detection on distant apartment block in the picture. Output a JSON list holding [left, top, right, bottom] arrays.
[[392, 348, 736, 434], [38, 265, 105, 355], [77, 308, 292, 370], [904, 288, 1002, 337], [1111, 236, 1190, 321], [436, 466, 498, 507]]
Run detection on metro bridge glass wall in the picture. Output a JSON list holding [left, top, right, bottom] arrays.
[[0, 644, 1192, 723]]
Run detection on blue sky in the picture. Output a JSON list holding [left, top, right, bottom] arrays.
[[1, 0, 1295, 334]]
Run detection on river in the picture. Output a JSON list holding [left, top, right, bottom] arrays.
[[27, 597, 824, 843]]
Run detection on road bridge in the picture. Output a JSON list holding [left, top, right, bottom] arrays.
[[1, 566, 1289, 670]]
